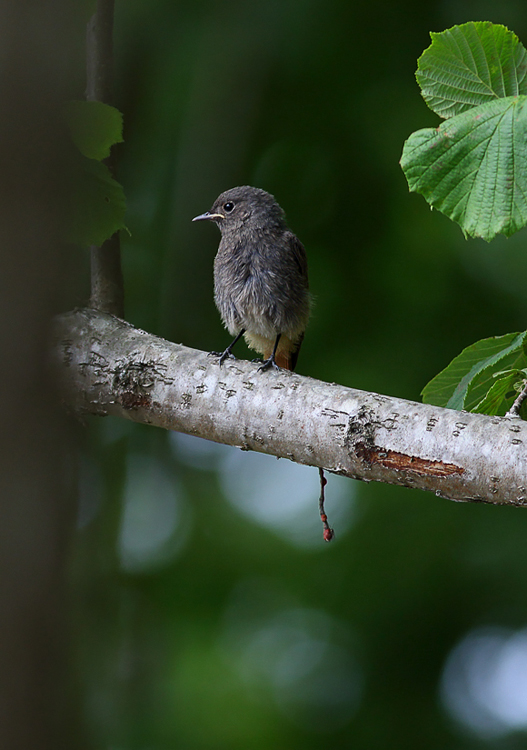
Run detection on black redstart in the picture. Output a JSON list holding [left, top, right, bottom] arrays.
[[192, 186, 310, 371]]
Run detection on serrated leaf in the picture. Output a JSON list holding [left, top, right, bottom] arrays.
[[472, 370, 526, 415], [67, 156, 126, 246], [417, 22, 527, 119], [421, 331, 527, 408], [465, 355, 527, 411], [450, 335, 526, 410], [65, 100, 123, 161], [400, 96, 527, 241]]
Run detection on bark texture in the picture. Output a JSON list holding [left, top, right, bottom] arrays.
[[54, 309, 527, 506]]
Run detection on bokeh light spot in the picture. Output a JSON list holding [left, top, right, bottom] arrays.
[[220, 579, 362, 731], [440, 626, 527, 738], [119, 454, 190, 571], [172, 432, 355, 547]]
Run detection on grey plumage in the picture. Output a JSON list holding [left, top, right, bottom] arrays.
[[193, 186, 310, 371]]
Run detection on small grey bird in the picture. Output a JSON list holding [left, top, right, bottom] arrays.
[[192, 186, 310, 371]]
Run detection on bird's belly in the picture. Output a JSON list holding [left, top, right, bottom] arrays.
[[230, 281, 279, 339], [214, 261, 307, 340]]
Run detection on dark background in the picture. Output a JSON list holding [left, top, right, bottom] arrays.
[[73, 2, 527, 748]]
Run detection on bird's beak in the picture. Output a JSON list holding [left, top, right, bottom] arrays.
[[192, 211, 225, 222]]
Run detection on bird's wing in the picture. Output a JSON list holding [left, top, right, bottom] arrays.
[[285, 231, 309, 286]]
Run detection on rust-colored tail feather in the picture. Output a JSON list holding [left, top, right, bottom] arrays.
[[275, 351, 293, 370], [263, 332, 304, 372]]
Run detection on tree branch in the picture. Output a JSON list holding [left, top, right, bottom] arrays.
[[507, 379, 527, 418], [54, 309, 527, 506], [86, 0, 124, 317]]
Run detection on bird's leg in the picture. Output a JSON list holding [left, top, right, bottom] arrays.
[[258, 334, 282, 372], [210, 329, 246, 366]]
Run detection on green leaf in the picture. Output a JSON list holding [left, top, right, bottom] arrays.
[[65, 100, 123, 161], [422, 331, 527, 409], [465, 354, 527, 411], [417, 22, 527, 119], [400, 96, 527, 241], [67, 155, 126, 246], [472, 369, 527, 415]]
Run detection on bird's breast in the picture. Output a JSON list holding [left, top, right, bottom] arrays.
[[213, 235, 309, 340]]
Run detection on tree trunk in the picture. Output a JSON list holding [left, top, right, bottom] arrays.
[[0, 2, 82, 747]]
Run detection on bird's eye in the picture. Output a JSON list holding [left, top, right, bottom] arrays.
[[223, 201, 235, 213]]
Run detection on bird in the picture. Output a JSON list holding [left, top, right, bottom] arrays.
[[192, 186, 310, 371]]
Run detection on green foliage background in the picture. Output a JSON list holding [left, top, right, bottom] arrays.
[[73, 2, 527, 748]]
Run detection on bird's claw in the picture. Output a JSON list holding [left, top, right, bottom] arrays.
[[257, 357, 281, 372], [210, 349, 236, 366]]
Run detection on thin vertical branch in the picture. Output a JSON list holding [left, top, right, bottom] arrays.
[[507, 379, 527, 418], [86, 0, 124, 318]]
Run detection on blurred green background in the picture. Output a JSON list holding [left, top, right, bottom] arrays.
[[74, 1, 527, 748]]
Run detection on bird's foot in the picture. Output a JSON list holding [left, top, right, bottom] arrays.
[[209, 349, 236, 366], [257, 356, 281, 372]]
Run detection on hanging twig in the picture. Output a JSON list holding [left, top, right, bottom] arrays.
[[318, 468, 334, 542], [86, 0, 124, 317]]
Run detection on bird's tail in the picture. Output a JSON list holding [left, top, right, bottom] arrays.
[[265, 333, 304, 372], [274, 350, 293, 370]]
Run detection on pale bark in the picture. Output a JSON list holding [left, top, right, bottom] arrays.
[[53, 308, 527, 507]]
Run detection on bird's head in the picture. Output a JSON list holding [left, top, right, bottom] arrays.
[[192, 185, 286, 236]]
